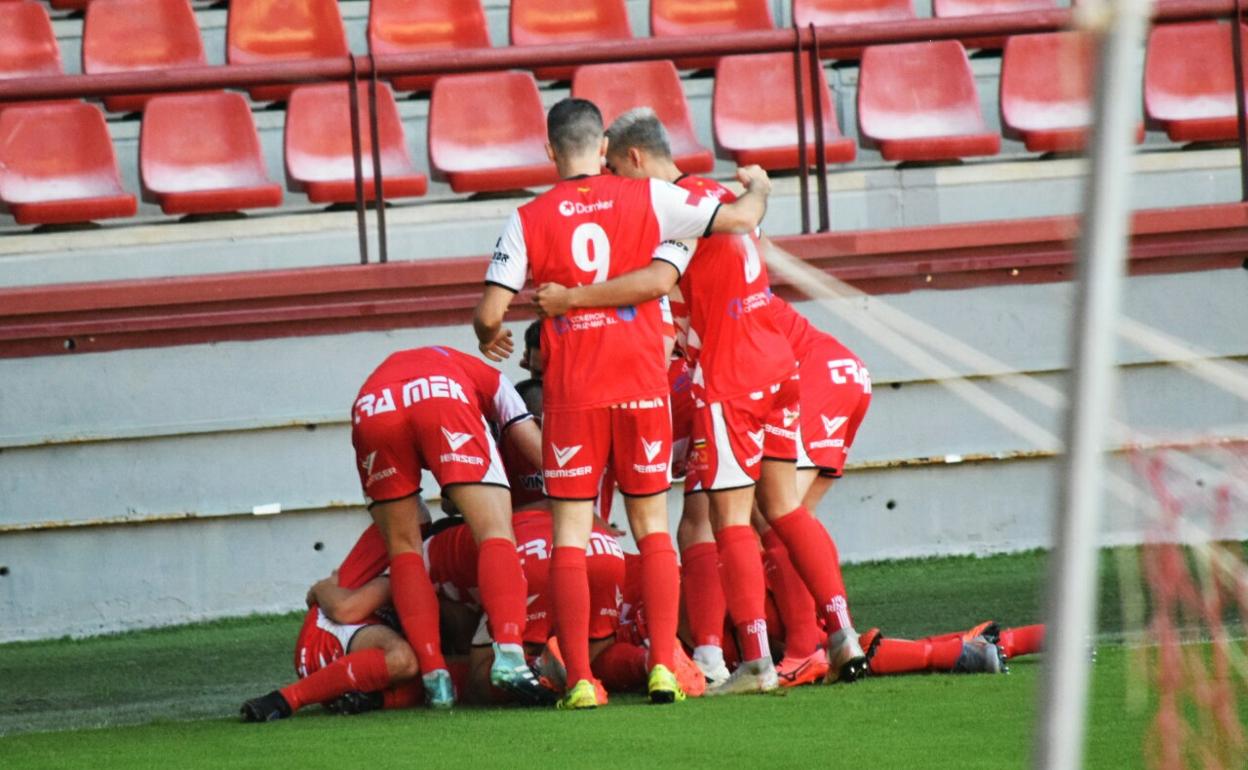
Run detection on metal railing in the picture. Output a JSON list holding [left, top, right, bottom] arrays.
[[0, 0, 1244, 263]]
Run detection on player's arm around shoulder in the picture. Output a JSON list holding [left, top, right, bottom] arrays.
[[710, 165, 772, 235]]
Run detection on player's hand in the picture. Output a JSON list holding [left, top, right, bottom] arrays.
[[737, 164, 771, 195], [479, 327, 514, 362], [535, 282, 573, 318]]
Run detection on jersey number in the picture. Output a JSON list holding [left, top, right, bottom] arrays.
[[742, 235, 762, 283], [572, 223, 611, 283]]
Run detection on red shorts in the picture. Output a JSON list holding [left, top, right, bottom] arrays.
[[351, 380, 507, 504], [293, 605, 381, 678], [542, 398, 672, 499], [429, 511, 625, 645], [796, 346, 872, 477], [687, 377, 801, 492]]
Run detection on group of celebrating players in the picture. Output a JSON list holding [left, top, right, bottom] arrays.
[[241, 99, 1045, 720]]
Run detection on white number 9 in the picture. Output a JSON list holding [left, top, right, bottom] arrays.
[[572, 222, 611, 283], [741, 235, 761, 283]]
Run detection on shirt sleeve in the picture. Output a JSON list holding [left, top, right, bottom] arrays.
[[484, 210, 529, 293], [490, 373, 534, 431], [649, 178, 722, 241], [652, 238, 696, 277]]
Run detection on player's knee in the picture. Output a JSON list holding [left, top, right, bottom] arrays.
[[385, 642, 420, 681]]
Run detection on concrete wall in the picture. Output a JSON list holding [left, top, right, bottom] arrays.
[[4, 266, 1247, 641]]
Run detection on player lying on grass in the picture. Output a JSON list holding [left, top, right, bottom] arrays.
[[474, 97, 773, 709], [535, 108, 866, 694], [349, 345, 549, 707]]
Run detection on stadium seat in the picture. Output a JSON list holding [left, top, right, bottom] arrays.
[[428, 71, 558, 193], [651, 0, 774, 70], [713, 52, 856, 170], [1000, 31, 1143, 153], [510, 0, 632, 80], [571, 60, 713, 174], [0, 102, 136, 225], [1144, 21, 1248, 143], [933, 0, 1054, 17], [139, 92, 282, 216], [285, 82, 428, 204], [858, 41, 1000, 162], [227, 0, 350, 102], [793, 0, 914, 58], [82, 0, 206, 114], [0, 2, 61, 86], [368, 0, 491, 93]]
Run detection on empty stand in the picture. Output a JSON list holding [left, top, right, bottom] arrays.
[[0, 102, 136, 225], [651, 0, 773, 69], [713, 52, 856, 170], [227, 0, 350, 101], [285, 82, 428, 204], [510, 0, 632, 80], [858, 41, 1000, 162], [0, 2, 61, 86], [83, 0, 206, 113], [1145, 21, 1248, 143], [571, 60, 713, 174], [428, 71, 558, 193], [368, 0, 491, 93], [140, 92, 282, 216]]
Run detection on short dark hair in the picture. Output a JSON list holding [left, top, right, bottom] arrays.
[[547, 98, 604, 157], [514, 377, 543, 415], [524, 320, 542, 355], [606, 108, 672, 160]]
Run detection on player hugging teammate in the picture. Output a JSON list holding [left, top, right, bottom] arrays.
[[242, 97, 1035, 721]]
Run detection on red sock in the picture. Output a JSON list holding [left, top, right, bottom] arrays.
[[551, 546, 593, 684], [476, 538, 528, 646], [715, 525, 770, 662], [390, 552, 447, 673], [770, 507, 853, 632], [761, 530, 821, 659], [999, 625, 1046, 658], [591, 641, 648, 692], [638, 533, 680, 671], [681, 542, 726, 649], [381, 680, 425, 710], [280, 648, 390, 711], [337, 524, 390, 589], [868, 637, 963, 675]]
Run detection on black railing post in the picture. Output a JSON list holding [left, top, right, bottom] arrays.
[[808, 23, 831, 232], [793, 27, 811, 235], [1230, 0, 1248, 201], [347, 56, 370, 265], [367, 54, 390, 263]]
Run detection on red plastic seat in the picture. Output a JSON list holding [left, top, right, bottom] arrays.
[[368, 0, 490, 93], [227, 0, 350, 102], [139, 92, 282, 216], [285, 82, 428, 204], [651, 0, 773, 70], [933, 0, 1054, 16], [1001, 31, 1143, 153], [571, 60, 713, 174], [713, 52, 856, 170], [510, 0, 632, 80], [429, 71, 558, 193], [858, 41, 1000, 162], [1145, 21, 1248, 143], [793, 0, 913, 58], [83, 0, 206, 113], [0, 2, 61, 85], [0, 102, 136, 225]]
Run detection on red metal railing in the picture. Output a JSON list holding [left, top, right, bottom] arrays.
[[0, 0, 1244, 261]]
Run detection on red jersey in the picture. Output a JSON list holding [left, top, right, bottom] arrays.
[[769, 296, 857, 363], [486, 175, 722, 411], [356, 346, 530, 431], [667, 176, 796, 401]]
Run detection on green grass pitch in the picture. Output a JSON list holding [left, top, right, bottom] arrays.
[[1, 549, 1238, 769]]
